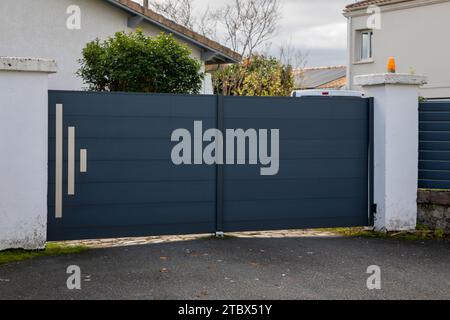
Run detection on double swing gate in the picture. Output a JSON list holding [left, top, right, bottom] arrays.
[[48, 91, 373, 241]]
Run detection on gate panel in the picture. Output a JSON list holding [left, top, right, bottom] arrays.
[[48, 92, 371, 241], [48, 91, 217, 241], [221, 96, 370, 232]]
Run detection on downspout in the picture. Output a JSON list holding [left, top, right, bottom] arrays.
[[346, 15, 353, 90]]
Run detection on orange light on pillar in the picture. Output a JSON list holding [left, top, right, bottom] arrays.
[[387, 57, 396, 73]]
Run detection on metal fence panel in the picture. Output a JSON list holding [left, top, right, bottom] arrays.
[[419, 101, 450, 189]]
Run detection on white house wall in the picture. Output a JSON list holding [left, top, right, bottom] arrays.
[[0, 0, 204, 91], [347, 1, 450, 98]]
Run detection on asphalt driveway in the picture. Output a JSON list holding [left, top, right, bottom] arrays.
[[1, 234, 450, 300]]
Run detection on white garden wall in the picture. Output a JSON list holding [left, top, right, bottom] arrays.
[[0, 58, 57, 250]]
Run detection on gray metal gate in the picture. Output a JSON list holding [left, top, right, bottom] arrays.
[[48, 91, 373, 241]]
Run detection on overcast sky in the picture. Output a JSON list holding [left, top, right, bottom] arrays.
[[193, 0, 351, 67]]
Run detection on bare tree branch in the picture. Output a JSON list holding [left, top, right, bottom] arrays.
[[278, 38, 309, 69], [148, 0, 196, 30], [146, 0, 281, 57], [197, 6, 219, 39], [220, 0, 281, 57]]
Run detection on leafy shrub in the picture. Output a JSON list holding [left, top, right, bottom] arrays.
[[213, 55, 294, 96], [77, 30, 204, 94]]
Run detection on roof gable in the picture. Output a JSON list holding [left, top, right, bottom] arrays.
[[105, 0, 241, 64], [345, 0, 419, 12]]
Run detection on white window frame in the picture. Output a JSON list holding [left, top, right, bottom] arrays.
[[354, 29, 374, 64]]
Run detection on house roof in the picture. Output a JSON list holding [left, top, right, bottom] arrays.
[[294, 66, 347, 89], [105, 0, 242, 64], [344, 0, 415, 12]]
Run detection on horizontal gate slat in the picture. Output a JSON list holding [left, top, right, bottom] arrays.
[[420, 102, 450, 112], [419, 160, 450, 171], [420, 151, 450, 161], [420, 123, 450, 131], [420, 131, 450, 141], [49, 117, 216, 139], [224, 179, 368, 201], [419, 170, 450, 181], [48, 91, 216, 117], [419, 180, 450, 189], [224, 159, 368, 180], [223, 96, 368, 120], [420, 141, 450, 151], [48, 203, 215, 227], [224, 197, 367, 221], [226, 119, 367, 140], [49, 161, 214, 183], [48, 223, 215, 241], [420, 112, 450, 121], [49, 139, 188, 161], [48, 181, 216, 206]]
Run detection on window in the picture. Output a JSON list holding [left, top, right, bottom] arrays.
[[356, 30, 373, 62]]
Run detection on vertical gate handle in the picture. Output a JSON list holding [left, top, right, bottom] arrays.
[[80, 149, 88, 173], [68, 127, 75, 196], [55, 104, 63, 219]]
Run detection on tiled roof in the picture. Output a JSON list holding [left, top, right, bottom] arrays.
[[294, 66, 347, 89], [106, 0, 242, 64], [344, 0, 415, 12]]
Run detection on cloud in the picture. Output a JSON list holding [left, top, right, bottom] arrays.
[[278, 23, 347, 49]]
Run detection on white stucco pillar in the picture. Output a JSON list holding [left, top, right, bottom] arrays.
[[0, 57, 57, 250], [355, 73, 427, 232]]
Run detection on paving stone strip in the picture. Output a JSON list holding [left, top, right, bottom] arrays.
[[58, 230, 340, 249]]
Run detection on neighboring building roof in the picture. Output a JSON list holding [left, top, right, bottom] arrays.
[[317, 77, 348, 90], [294, 66, 347, 89], [344, 0, 415, 12], [105, 0, 242, 64]]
